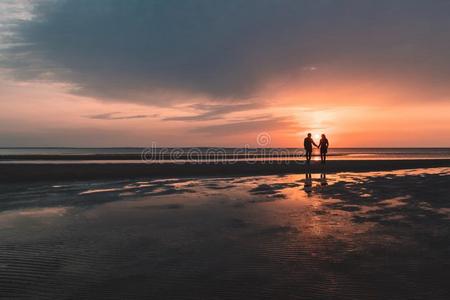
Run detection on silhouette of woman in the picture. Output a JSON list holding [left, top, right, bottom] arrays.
[[318, 134, 329, 164]]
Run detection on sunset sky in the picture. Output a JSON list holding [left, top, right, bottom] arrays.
[[0, 0, 449, 147]]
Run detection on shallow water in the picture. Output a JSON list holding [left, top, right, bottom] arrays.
[[0, 168, 449, 299]]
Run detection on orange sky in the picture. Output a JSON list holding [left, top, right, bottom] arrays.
[[1, 75, 448, 147]]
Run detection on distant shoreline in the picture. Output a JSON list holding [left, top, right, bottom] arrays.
[[0, 153, 330, 161], [1, 159, 449, 183]]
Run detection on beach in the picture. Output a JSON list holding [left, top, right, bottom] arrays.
[[0, 157, 449, 299], [1, 159, 450, 183]]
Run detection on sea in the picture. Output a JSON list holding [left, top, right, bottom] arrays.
[[0, 147, 449, 163]]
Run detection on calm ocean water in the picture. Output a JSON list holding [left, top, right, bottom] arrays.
[[0, 148, 449, 163]]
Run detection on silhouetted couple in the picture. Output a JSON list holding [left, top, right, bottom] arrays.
[[304, 133, 329, 164]]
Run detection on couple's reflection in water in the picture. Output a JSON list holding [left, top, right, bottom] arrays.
[[303, 166, 328, 195]]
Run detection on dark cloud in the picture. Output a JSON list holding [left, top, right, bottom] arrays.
[[164, 103, 258, 121], [85, 112, 156, 120], [2, 0, 450, 104]]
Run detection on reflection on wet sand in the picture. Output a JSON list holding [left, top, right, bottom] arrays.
[[0, 168, 449, 299], [304, 169, 312, 195], [303, 166, 328, 194], [320, 171, 328, 186]]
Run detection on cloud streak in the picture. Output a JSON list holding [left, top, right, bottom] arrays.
[[163, 103, 259, 121], [85, 112, 156, 120], [192, 116, 301, 136]]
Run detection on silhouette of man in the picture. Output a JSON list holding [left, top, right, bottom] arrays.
[[304, 133, 318, 163]]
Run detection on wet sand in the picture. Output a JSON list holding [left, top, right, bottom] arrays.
[[1, 159, 450, 182], [0, 167, 449, 299]]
